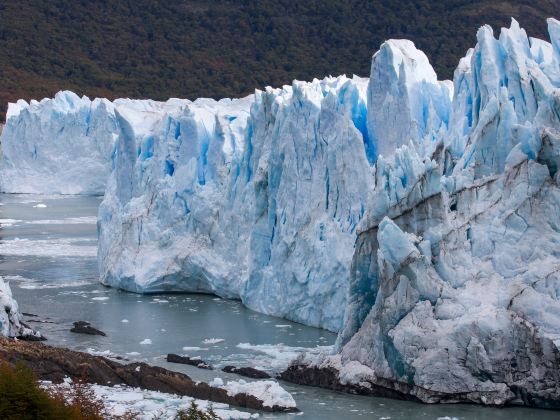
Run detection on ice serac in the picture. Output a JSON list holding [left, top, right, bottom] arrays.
[[98, 76, 375, 332], [367, 39, 453, 158], [0, 92, 188, 194], [334, 19, 560, 407], [0, 277, 41, 339]]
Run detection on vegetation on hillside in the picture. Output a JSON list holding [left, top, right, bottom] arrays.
[[0, 0, 557, 120]]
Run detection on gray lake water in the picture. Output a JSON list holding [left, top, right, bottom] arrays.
[[0, 193, 558, 420]]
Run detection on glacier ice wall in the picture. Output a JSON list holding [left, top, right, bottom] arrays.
[[337, 19, 560, 406], [0, 91, 188, 194], [99, 79, 370, 332], [367, 39, 453, 158], [97, 38, 449, 332]]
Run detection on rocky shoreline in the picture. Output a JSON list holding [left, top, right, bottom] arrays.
[[0, 337, 297, 413], [279, 355, 560, 410]]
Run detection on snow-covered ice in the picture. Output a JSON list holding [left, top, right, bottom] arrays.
[[0, 276, 42, 339]]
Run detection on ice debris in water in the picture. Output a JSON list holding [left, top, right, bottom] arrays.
[[203, 338, 225, 344], [221, 379, 296, 409], [41, 380, 259, 419]]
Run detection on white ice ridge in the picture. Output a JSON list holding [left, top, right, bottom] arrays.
[[367, 39, 453, 158]]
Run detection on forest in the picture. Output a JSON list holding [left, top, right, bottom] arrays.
[[0, 0, 557, 120]]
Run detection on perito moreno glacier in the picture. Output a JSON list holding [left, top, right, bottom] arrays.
[[1, 18, 560, 407]]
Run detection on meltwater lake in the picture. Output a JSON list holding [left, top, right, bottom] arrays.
[[0, 193, 557, 420]]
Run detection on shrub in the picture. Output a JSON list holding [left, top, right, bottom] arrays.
[[46, 376, 106, 420], [0, 362, 75, 420], [174, 401, 219, 420], [0, 362, 138, 420]]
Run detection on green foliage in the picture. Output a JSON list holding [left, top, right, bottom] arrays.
[[0, 0, 557, 120], [0, 362, 78, 420], [0, 362, 138, 420], [174, 401, 220, 420]]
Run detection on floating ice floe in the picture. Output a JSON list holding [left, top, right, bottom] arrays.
[[203, 338, 225, 344]]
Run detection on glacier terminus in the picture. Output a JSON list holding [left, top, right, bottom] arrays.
[[1, 18, 560, 409]]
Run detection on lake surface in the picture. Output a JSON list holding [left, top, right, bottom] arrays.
[[0, 193, 557, 419]]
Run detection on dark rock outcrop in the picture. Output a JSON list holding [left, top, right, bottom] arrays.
[[166, 353, 213, 370], [0, 337, 296, 412], [222, 365, 270, 379], [70, 321, 106, 336]]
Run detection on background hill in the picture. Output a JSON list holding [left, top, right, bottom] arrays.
[[0, 0, 557, 121]]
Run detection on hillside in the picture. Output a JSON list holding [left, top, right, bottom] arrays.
[[0, 0, 557, 121]]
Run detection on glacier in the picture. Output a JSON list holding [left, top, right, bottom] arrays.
[[98, 82, 369, 332], [96, 37, 451, 332], [2, 15, 560, 408], [329, 18, 560, 407], [0, 91, 188, 194]]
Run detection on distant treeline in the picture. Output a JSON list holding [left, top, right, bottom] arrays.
[[0, 0, 557, 120]]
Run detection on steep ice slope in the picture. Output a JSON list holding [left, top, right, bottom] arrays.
[[0, 92, 188, 194], [326, 19, 560, 407], [0, 277, 41, 339], [0, 91, 116, 194]]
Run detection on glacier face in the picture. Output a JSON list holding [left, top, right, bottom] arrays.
[[337, 19, 560, 406], [367, 39, 453, 159], [99, 78, 366, 332], [0, 91, 188, 194], [97, 38, 450, 332]]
